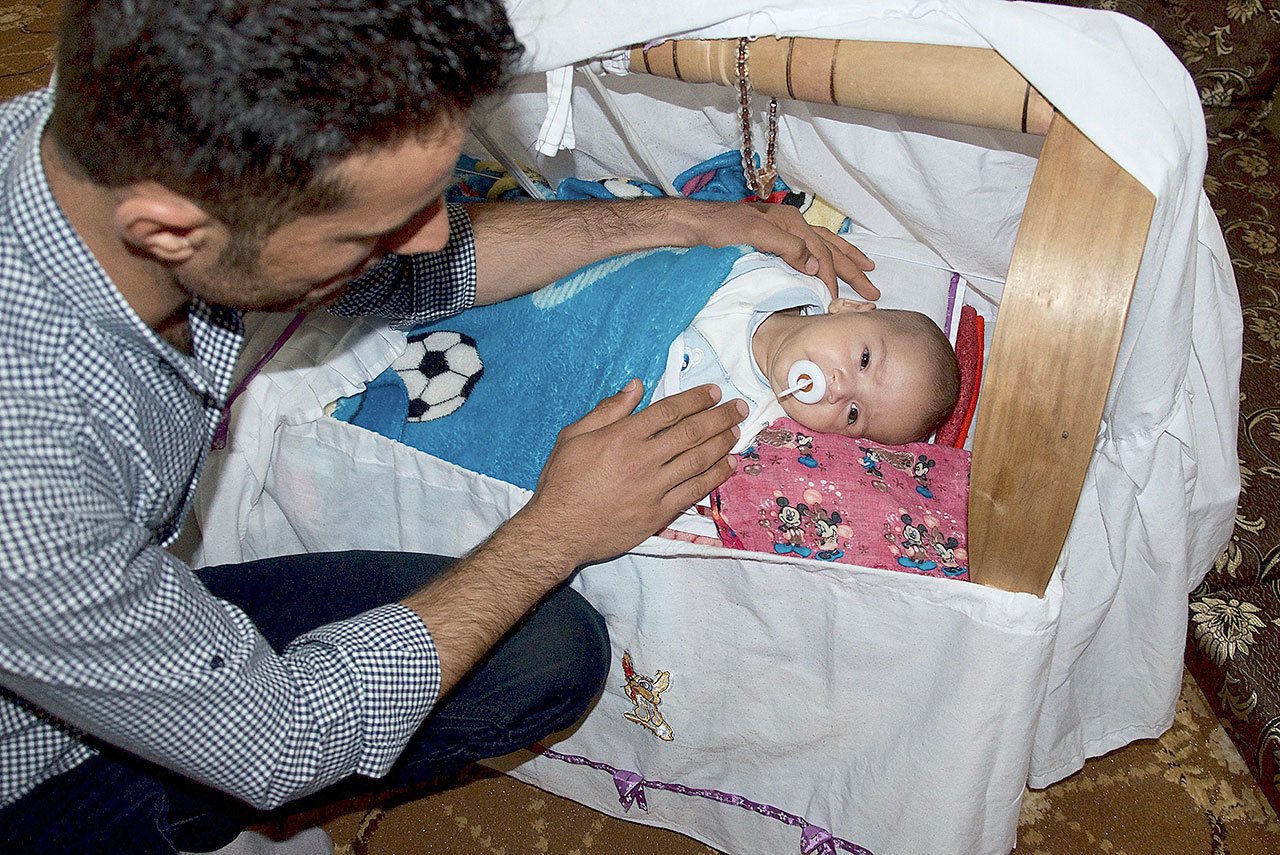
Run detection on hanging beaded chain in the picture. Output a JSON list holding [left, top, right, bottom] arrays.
[[736, 37, 780, 200]]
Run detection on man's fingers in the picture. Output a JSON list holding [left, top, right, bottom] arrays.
[[663, 451, 740, 514], [660, 418, 740, 481], [755, 227, 811, 274], [839, 264, 880, 301], [776, 236, 832, 296], [747, 204, 881, 301], [812, 231, 879, 300], [797, 231, 839, 298], [829, 233, 875, 272], [739, 204, 811, 264], [652, 398, 746, 462], [628, 383, 723, 436], [561, 378, 645, 439]]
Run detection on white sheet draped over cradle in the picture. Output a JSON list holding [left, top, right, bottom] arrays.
[[193, 1, 1241, 853]]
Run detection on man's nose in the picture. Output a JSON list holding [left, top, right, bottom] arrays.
[[388, 200, 451, 255]]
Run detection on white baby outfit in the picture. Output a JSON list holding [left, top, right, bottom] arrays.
[[654, 252, 830, 454]]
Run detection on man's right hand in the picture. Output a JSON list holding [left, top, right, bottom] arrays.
[[403, 380, 743, 694], [518, 380, 747, 571]]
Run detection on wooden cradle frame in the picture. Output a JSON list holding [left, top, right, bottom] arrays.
[[631, 38, 1156, 596]]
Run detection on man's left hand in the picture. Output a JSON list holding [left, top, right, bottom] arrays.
[[674, 201, 879, 300]]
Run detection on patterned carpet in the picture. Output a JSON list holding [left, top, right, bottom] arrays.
[[5, 1, 1280, 852]]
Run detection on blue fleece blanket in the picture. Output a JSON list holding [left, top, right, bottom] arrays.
[[332, 244, 748, 491]]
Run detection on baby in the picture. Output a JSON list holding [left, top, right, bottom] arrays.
[[653, 253, 960, 453]]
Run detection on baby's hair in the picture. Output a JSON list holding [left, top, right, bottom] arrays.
[[876, 309, 961, 441]]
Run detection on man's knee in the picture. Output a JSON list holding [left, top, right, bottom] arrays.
[[387, 586, 608, 783], [494, 584, 609, 737], [432, 584, 609, 748], [537, 585, 610, 706]]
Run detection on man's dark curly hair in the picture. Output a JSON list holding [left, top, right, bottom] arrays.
[[49, 0, 522, 233]]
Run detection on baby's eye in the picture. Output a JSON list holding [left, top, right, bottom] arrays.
[[860, 347, 871, 370], [847, 402, 859, 426]]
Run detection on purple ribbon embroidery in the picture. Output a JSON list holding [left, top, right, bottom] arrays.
[[802, 823, 837, 854], [533, 744, 874, 854], [612, 769, 649, 812]]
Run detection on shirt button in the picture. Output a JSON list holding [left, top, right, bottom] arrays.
[[209, 655, 225, 670]]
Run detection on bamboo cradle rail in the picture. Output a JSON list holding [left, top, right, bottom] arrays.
[[629, 38, 1055, 135], [630, 38, 1155, 595]]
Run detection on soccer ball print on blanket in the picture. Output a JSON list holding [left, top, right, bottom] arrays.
[[394, 330, 484, 422]]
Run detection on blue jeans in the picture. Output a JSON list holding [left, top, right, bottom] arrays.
[[0, 551, 609, 854]]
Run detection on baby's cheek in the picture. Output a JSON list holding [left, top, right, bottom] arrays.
[[776, 396, 815, 427], [782, 401, 846, 436]]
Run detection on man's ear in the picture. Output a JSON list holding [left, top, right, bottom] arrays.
[[113, 183, 215, 265], [827, 297, 876, 314]]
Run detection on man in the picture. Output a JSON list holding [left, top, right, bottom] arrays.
[[0, 1, 876, 852]]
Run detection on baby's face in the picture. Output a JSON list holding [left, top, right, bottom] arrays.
[[765, 301, 937, 445]]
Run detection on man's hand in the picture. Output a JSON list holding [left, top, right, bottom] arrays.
[[517, 380, 746, 570], [676, 201, 879, 301], [402, 381, 743, 693]]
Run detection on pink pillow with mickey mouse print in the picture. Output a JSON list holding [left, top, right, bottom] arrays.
[[710, 418, 971, 580]]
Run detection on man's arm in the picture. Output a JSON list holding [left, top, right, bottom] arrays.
[[0, 413, 440, 809], [403, 380, 745, 693], [466, 198, 879, 305]]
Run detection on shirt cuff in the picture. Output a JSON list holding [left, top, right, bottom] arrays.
[[287, 603, 440, 777], [328, 204, 478, 325]]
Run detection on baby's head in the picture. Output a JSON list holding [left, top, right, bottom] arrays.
[[754, 299, 960, 445]]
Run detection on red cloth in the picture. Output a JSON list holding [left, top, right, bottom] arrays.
[[935, 306, 984, 448]]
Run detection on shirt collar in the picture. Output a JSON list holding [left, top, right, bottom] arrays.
[[6, 90, 243, 398]]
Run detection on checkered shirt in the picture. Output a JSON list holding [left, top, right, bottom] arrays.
[[0, 88, 478, 810]]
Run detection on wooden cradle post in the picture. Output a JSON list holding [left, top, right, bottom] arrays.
[[631, 38, 1155, 595], [967, 116, 1153, 594]]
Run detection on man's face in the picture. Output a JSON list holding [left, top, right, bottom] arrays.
[[178, 116, 467, 313], [768, 304, 937, 445]]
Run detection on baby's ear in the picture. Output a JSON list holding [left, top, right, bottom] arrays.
[[828, 298, 876, 314]]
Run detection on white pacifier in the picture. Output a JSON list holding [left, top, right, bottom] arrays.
[[779, 359, 826, 404]]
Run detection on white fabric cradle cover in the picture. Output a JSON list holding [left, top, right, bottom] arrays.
[[192, 1, 1242, 853]]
